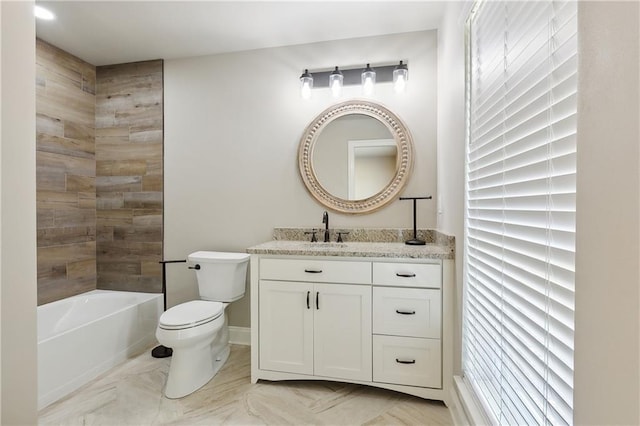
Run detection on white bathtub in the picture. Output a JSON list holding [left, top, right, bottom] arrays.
[[37, 290, 163, 409]]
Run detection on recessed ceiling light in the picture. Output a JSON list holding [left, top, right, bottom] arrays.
[[34, 5, 55, 20]]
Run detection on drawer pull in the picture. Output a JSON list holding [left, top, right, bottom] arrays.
[[395, 358, 416, 364], [304, 269, 323, 274], [306, 291, 310, 309], [395, 272, 416, 278], [395, 309, 416, 315]]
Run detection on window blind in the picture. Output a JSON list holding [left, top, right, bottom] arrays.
[[464, 1, 577, 425]]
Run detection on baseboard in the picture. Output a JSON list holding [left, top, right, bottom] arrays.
[[449, 381, 471, 426], [229, 326, 250, 346], [453, 375, 492, 426]]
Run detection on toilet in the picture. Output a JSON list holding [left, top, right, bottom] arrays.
[[156, 251, 250, 398]]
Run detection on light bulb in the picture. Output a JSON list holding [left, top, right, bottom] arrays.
[[361, 64, 376, 96], [394, 74, 406, 93], [299, 69, 313, 100], [393, 61, 408, 94], [329, 66, 343, 98], [330, 79, 342, 97], [301, 81, 312, 100], [363, 77, 374, 95]]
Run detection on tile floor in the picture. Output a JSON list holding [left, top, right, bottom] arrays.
[[39, 345, 453, 425]]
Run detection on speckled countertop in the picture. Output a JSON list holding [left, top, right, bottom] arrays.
[[247, 228, 455, 260]]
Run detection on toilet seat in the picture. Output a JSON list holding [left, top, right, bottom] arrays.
[[159, 300, 224, 330]]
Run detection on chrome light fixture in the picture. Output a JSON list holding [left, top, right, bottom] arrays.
[[329, 66, 344, 98], [299, 69, 313, 100], [361, 64, 376, 95], [393, 60, 408, 94]]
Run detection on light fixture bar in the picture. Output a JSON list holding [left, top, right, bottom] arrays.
[[307, 62, 406, 88]]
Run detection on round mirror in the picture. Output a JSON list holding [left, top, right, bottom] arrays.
[[298, 100, 414, 214]]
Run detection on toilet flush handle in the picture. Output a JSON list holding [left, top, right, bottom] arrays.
[[188, 264, 201, 270]]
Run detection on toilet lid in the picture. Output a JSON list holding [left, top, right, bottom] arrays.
[[159, 300, 224, 330]]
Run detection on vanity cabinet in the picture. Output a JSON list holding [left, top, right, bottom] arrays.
[[250, 253, 454, 404], [258, 258, 372, 381]]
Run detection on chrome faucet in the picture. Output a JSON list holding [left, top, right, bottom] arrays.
[[322, 211, 330, 242]]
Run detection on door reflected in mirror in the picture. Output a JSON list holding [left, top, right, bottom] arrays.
[[313, 114, 397, 200], [348, 139, 396, 199]]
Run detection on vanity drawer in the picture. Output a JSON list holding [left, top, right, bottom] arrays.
[[372, 262, 441, 289], [373, 335, 441, 388], [373, 287, 441, 338], [260, 258, 371, 284]]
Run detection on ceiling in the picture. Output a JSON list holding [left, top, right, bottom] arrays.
[[35, 1, 447, 66]]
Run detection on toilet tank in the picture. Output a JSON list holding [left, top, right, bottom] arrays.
[[187, 251, 250, 302]]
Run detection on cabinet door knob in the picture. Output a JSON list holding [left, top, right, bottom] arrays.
[[316, 291, 319, 310], [395, 358, 416, 364], [395, 272, 416, 278], [304, 269, 323, 274], [306, 291, 310, 309], [395, 309, 416, 315]]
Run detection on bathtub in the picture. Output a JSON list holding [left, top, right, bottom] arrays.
[[37, 290, 163, 409]]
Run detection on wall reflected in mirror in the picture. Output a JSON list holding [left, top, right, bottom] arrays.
[[312, 114, 397, 201]]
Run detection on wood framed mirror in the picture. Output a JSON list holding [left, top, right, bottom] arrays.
[[298, 100, 414, 214]]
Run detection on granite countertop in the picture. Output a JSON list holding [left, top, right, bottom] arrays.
[[247, 228, 455, 260], [246, 240, 454, 259]]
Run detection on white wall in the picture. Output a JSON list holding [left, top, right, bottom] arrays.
[[0, 1, 38, 424], [574, 2, 640, 424], [437, 1, 467, 376], [165, 31, 438, 327]]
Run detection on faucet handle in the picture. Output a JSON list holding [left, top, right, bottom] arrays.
[[304, 229, 318, 242], [336, 232, 350, 243]]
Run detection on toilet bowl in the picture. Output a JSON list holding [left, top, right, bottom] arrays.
[[155, 251, 250, 399], [157, 300, 228, 398]]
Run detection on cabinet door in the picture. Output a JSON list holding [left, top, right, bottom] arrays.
[[259, 280, 313, 375], [313, 283, 372, 382]]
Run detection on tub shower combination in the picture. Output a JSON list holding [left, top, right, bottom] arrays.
[[37, 290, 162, 409]]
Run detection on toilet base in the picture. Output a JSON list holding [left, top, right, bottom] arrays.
[[164, 343, 230, 399]]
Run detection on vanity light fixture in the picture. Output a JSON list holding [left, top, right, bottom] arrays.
[[393, 61, 408, 94], [361, 63, 376, 95], [299, 61, 408, 99], [329, 66, 344, 98], [300, 69, 313, 100]]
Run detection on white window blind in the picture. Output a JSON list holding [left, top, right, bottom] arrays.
[[464, 1, 577, 425]]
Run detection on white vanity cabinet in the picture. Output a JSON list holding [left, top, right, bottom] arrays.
[[250, 252, 454, 404], [258, 258, 372, 382]]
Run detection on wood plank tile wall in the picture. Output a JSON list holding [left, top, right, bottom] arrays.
[[95, 60, 164, 293], [36, 39, 97, 305]]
